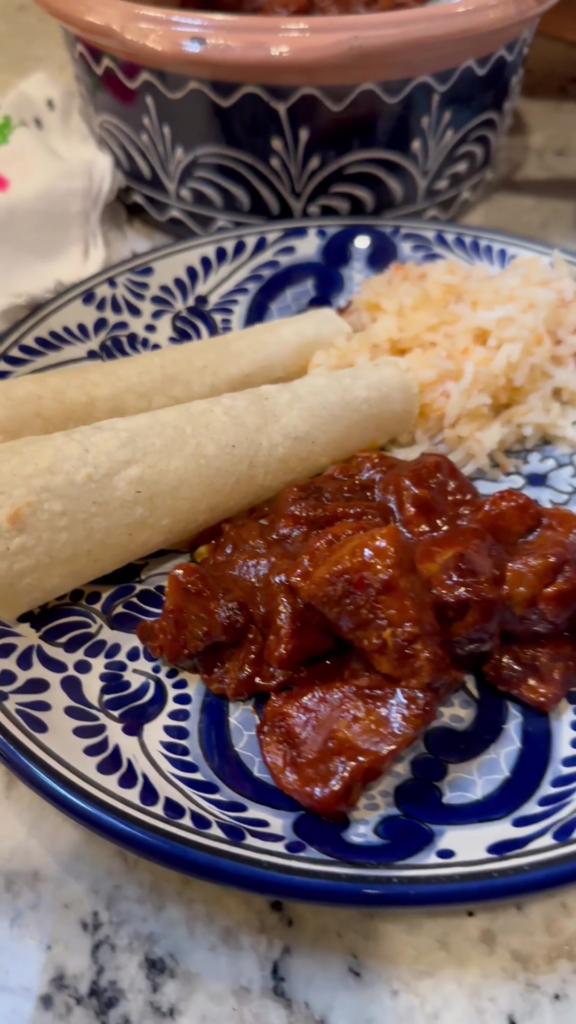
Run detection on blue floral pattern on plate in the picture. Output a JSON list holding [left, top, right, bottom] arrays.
[[2, 218, 576, 906]]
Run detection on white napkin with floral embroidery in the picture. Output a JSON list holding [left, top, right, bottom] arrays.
[[0, 73, 120, 331]]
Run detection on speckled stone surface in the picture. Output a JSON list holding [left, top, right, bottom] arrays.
[[4, 767, 576, 1024], [3, 6, 576, 1022]]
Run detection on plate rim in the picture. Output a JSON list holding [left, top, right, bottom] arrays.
[[3, 215, 576, 907], [2, 216, 575, 357], [5, 722, 576, 906]]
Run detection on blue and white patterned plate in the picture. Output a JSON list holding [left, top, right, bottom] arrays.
[[3, 218, 576, 907]]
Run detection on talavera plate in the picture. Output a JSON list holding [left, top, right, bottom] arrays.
[[2, 218, 576, 907]]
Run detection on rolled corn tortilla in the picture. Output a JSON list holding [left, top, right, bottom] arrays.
[[0, 357, 417, 620], [0, 309, 350, 443]]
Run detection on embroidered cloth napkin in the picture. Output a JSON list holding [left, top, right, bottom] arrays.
[[0, 72, 119, 331]]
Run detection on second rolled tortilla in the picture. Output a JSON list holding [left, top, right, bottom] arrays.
[[0, 308, 350, 443], [0, 358, 416, 620]]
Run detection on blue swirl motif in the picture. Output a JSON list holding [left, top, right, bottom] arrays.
[[244, 226, 399, 324], [81, 265, 155, 318], [0, 317, 158, 380], [9, 558, 291, 848], [474, 447, 576, 510], [0, 626, 52, 735], [145, 229, 308, 342], [152, 688, 289, 846], [389, 228, 517, 269], [200, 677, 552, 864]]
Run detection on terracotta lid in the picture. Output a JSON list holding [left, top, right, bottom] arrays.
[[35, 0, 558, 84]]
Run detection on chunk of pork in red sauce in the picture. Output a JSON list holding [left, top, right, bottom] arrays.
[[500, 508, 576, 638], [138, 451, 576, 816], [476, 490, 543, 547], [258, 660, 456, 817], [414, 525, 503, 660], [484, 640, 576, 713], [377, 453, 481, 538], [137, 562, 247, 665], [292, 523, 453, 687]]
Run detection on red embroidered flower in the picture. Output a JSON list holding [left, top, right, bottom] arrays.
[[0, 174, 9, 193]]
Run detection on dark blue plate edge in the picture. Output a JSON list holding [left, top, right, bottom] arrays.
[[2, 723, 576, 907]]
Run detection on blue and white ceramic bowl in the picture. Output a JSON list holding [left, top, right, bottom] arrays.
[[2, 218, 576, 906], [37, 0, 554, 235]]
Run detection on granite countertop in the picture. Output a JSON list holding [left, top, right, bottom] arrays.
[[2, 4, 576, 1023]]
